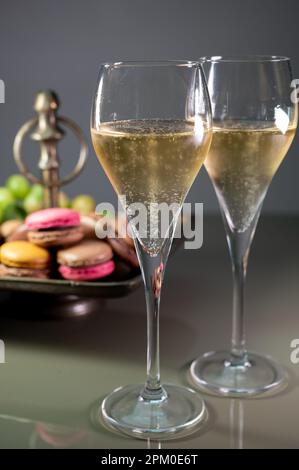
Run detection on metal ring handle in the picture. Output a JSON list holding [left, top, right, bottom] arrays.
[[13, 116, 88, 188], [13, 117, 42, 184], [58, 117, 88, 186]]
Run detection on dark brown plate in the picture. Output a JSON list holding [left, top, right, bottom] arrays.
[[0, 267, 142, 298], [0, 224, 187, 299]]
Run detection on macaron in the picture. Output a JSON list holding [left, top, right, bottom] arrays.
[[1, 219, 23, 240], [26, 208, 83, 247], [7, 223, 29, 242], [80, 214, 97, 239], [0, 241, 50, 278], [57, 239, 115, 281], [99, 215, 139, 268]]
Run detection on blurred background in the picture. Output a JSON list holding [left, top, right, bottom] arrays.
[[0, 0, 298, 213]]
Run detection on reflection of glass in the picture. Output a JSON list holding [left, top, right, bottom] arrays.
[[191, 56, 297, 397], [147, 438, 162, 450], [229, 400, 244, 449], [91, 61, 212, 439], [30, 423, 87, 449]]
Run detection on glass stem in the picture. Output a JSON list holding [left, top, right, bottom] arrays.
[[229, 399, 244, 449], [222, 209, 261, 367], [133, 219, 177, 402], [141, 249, 165, 400], [231, 245, 248, 365]]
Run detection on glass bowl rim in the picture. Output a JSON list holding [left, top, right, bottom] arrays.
[[100, 60, 201, 68], [200, 55, 290, 63]]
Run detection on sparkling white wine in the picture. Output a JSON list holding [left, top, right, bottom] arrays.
[[91, 119, 211, 254], [205, 122, 296, 232]]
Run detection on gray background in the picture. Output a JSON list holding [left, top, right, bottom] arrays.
[[0, 0, 298, 213]]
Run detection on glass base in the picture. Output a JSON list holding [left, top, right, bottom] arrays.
[[99, 383, 207, 440], [190, 351, 287, 398]]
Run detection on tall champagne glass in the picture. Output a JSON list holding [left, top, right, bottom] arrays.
[[91, 61, 212, 438], [191, 56, 297, 397]]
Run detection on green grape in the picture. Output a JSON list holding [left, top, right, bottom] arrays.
[[23, 193, 43, 214], [59, 191, 71, 208], [0, 187, 15, 211], [30, 184, 44, 199], [3, 203, 26, 221], [72, 194, 96, 215], [6, 174, 30, 200]]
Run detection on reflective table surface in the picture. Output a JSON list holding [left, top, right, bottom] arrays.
[[0, 215, 298, 449]]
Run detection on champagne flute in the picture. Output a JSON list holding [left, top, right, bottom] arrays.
[[91, 61, 212, 439], [191, 56, 297, 397]]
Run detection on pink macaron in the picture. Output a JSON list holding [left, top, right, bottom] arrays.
[[25, 208, 83, 247], [57, 239, 115, 281], [26, 208, 80, 230], [59, 261, 115, 281]]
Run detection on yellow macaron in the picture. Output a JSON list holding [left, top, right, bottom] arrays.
[[0, 241, 50, 270]]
